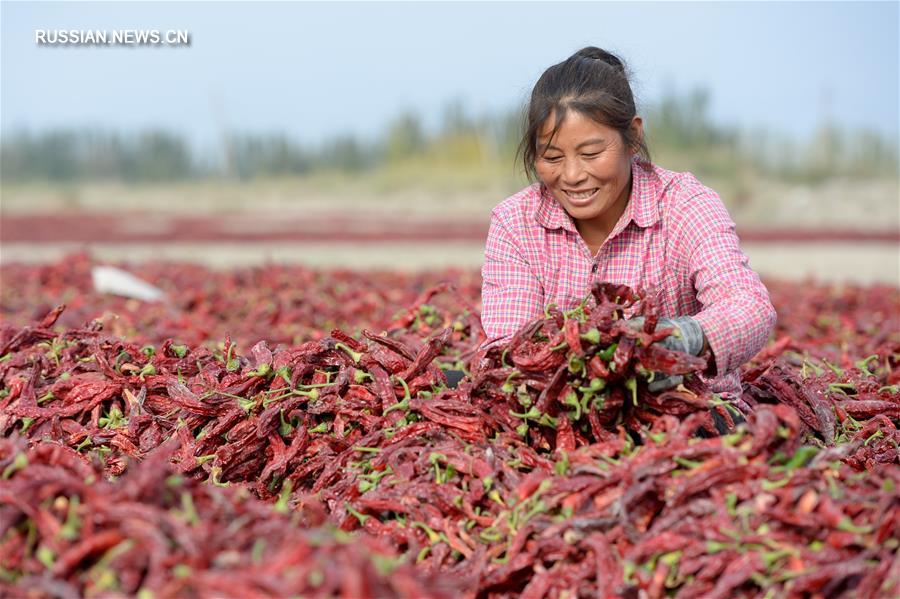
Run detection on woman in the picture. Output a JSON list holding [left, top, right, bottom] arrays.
[[480, 47, 777, 412]]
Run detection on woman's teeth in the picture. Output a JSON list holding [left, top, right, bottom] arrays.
[[566, 188, 598, 200]]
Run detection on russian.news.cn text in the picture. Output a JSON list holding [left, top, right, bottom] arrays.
[[35, 29, 191, 46]]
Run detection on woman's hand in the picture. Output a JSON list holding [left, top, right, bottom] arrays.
[[626, 315, 707, 391]]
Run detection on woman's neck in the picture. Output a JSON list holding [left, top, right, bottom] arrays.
[[575, 176, 633, 248]]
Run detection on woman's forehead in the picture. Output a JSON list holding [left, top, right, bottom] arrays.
[[537, 110, 613, 143]]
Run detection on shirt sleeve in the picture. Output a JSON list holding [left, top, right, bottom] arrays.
[[671, 189, 777, 377], [479, 210, 545, 350]]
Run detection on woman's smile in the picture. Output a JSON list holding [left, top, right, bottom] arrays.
[[563, 187, 600, 205]]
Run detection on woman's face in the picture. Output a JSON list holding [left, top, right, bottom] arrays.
[[534, 110, 641, 235]]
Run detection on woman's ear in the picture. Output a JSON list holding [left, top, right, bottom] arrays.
[[630, 116, 644, 154]]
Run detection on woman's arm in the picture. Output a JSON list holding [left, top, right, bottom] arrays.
[[480, 211, 545, 349], [671, 188, 777, 378]]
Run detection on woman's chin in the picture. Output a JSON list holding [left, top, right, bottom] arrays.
[[562, 202, 601, 220]]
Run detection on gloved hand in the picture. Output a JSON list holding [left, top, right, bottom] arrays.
[[626, 316, 707, 392]]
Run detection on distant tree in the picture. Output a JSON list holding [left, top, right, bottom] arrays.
[[232, 134, 314, 179], [127, 131, 192, 181], [384, 111, 426, 162], [442, 98, 474, 135], [319, 134, 373, 172]]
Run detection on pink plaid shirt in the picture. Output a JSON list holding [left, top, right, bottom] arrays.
[[480, 158, 777, 399]]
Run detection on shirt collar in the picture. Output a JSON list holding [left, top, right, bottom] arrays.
[[533, 157, 659, 232]]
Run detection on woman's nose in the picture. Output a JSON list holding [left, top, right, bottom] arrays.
[[562, 158, 586, 186]]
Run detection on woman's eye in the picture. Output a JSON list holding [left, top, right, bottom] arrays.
[[544, 156, 563, 163], [582, 152, 600, 158]]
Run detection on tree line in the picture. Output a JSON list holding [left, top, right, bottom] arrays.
[[1, 90, 896, 184]]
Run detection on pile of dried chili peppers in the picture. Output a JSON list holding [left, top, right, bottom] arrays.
[[0, 437, 454, 598], [0, 256, 897, 597], [0, 252, 484, 352]]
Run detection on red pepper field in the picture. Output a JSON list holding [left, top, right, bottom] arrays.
[[1, 252, 899, 598]]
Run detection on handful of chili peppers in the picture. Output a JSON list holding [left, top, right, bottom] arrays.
[[469, 282, 722, 451]]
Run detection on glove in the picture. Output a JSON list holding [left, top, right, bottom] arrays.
[[441, 368, 466, 389], [626, 316, 707, 392], [632, 316, 705, 356]]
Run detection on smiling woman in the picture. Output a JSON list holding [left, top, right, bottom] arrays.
[[480, 47, 777, 414]]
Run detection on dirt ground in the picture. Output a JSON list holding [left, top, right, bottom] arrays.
[[2, 176, 897, 285]]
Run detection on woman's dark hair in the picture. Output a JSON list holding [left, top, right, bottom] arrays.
[[518, 47, 651, 181]]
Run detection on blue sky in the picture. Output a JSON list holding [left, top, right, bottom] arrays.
[[2, 1, 898, 150]]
